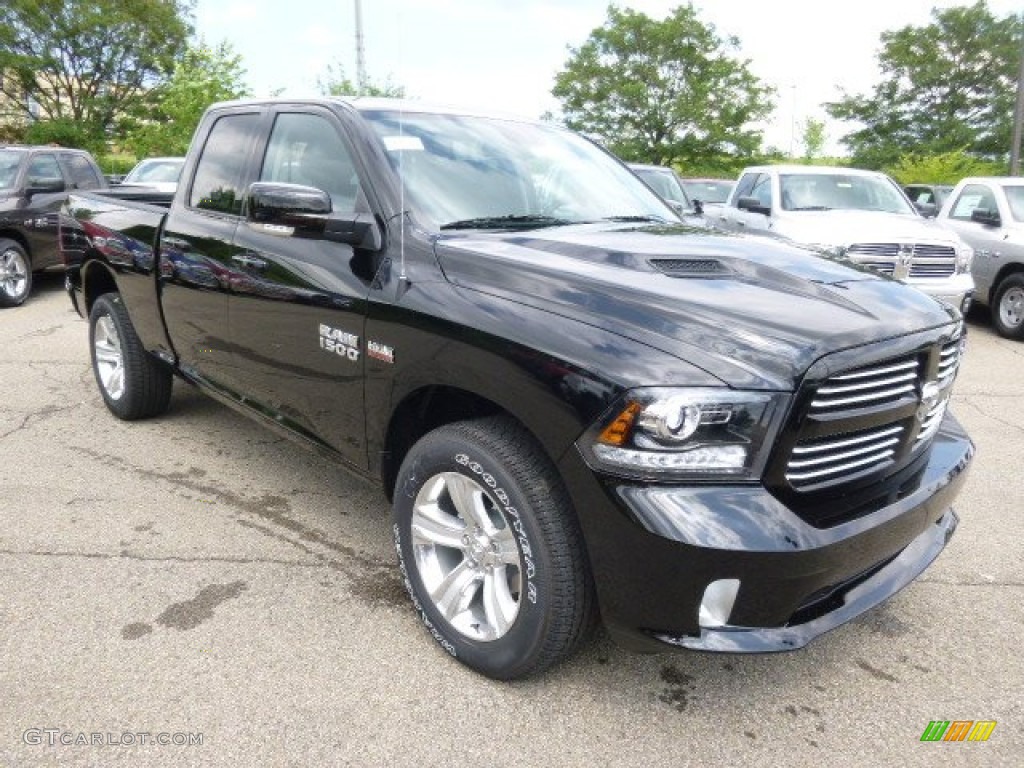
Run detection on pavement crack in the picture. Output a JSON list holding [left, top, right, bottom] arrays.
[[0, 547, 326, 569], [957, 396, 1024, 434]]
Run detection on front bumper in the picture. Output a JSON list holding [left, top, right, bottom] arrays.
[[558, 413, 973, 654], [906, 272, 974, 313]]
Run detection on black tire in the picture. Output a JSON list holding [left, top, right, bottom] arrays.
[[88, 293, 173, 419], [992, 273, 1024, 340], [0, 238, 32, 308], [392, 416, 595, 680]]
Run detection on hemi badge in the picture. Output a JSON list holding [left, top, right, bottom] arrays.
[[367, 340, 395, 364]]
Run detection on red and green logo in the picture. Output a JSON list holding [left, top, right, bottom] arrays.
[[920, 721, 996, 742]]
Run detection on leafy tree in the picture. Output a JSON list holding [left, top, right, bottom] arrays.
[[317, 61, 405, 98], [123, 40, 250, 157], [0, 0, 192, 142], [885, 148, 1004, 184], [551, 4, 773, 167], [826, 2, 1022, 168], [24, 118, 106, 155], [800, 118, 827, 160]]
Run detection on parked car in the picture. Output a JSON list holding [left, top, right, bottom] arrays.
[[117, 156, 185, 194], [679, 178, 734, 205], [904, 183, 954, 217], [0, 144, 107, 307], [712, 165, 974, 312], [60, 98, 972, 679], [628, 163, 694, 213], [932, 177, 1024, 338]]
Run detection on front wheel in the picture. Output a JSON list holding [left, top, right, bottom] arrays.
[[89, 293, 173, 419], [392, 416, 594, 679], [993, 274, 1024, 340], [0, 239, 32, 308]]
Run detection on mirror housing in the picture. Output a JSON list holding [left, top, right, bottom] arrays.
[[913, 201, 938, 218], [26, 178, 66, 197], [737, 196, 771, 216], [971, 207, 1001, 227], [245, 181, 382, 249]]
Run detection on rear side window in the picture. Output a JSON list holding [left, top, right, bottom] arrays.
[[26, 154, 65, 187], [59, 153, 103, 189], [189, 113, 260, 215]]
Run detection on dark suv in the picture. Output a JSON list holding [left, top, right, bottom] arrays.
[[0, 145, 106, 307]]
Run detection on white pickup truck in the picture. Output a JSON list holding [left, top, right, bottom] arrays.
[[713, 165, 975, 313], [933, 176, 1024, 339]]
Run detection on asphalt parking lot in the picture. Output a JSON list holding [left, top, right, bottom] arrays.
[[1, 273, 1021, 767]]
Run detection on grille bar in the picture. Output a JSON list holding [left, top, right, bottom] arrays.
[[809, 357, 919, 411], [786, 424, 905, 486]]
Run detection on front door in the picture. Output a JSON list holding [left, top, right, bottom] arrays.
[[229, 109, 375, 468]]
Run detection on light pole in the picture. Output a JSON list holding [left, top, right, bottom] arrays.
[[354, 0, 368, 95], [789, 84, 797, 158], [1012, 13, 1024, 175]]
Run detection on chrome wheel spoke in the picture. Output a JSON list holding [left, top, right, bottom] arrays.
[[411, 500, 466, 550], [491, 528, 521, 566], [481, 568, 517, 636], [430, 559, 481, 621], [445, 473, 492, 532], [93, 314, 125, 399]]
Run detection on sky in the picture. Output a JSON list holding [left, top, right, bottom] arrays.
[[193, 0, 1023, 157]]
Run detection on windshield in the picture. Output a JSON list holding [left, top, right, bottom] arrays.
[[780, 173, 915, 214], [681, 180, 733, 204], [124, 159, 184, 184], [0, 150, 24, 191], [360, 110, 675, 230], [633, 168, 689, 207]]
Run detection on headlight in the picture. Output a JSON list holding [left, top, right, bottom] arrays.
[[956, 246, 974, 274], [579, 387, 789, 481]]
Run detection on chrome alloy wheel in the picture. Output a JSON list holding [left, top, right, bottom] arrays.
[[999, 285, 1024, 330], [410, 472, 523, 641], [93, 314, 126, 400], [0, 247, 28, 302]]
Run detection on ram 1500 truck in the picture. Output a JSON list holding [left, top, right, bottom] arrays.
[[713, 164, 975, 313], [933, 177, 1024, 340], [60, 99, 974, 680], [0, 144, 107, 306]]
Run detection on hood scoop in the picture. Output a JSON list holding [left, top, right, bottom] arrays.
[[649, 258, 730, 277]]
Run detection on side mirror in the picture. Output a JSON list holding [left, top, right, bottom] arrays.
[[971, 207, 1001, 226], [245, 182, 382, 250], [914, 201, 938, 218], [26, 178, 66, 196], [736, 196, 771, 216]]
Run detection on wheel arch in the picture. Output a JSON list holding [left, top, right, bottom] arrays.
[[81, 258, 119, 314], [990, 262, 1024, 306]]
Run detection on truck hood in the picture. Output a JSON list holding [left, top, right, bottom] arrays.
[[434, 223, 958, 390], [772, 210, 965, 248]]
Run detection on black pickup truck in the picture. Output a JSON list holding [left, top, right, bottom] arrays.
[[60, 98, 974, 679], [0, 144, 107, 306]]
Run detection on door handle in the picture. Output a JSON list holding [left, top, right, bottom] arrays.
[[232, 253, 268, 270]]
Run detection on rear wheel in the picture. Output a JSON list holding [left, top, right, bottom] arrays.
[[993, 274, 1024, 340], [89, 293, 173, 419], [392, 416, 594, 679], [0, 239, 31, 308]]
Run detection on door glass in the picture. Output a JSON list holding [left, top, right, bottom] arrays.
[[189, 113, 260, 215], [26, 154, 65, 187], [259, 113, 361, 212], [949, 184, 995, 221]]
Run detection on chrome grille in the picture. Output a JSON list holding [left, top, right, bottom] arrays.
[[809, 357, 919, 412], [786, 425, 904, 489], [860, 261, 894, 276], [910, 263, 955, 278], [846, 243, 956, 280], [936, 336, 962, 388], [914, 399, 948, 447], [847, 243, 899, 258]]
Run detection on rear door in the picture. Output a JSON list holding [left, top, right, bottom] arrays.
[[159, 107, 263, 392], [228, 106, 375, 468]]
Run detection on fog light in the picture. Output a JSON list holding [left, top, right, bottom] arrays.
[[698, 579, 740, 628]]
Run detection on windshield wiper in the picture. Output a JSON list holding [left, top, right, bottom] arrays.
[[600, 214, 669, 223], [440, 214, 577, 230]]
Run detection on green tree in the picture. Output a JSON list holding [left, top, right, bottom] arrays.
[[551, 4, 773, 167], [317, 61, 405, 98], [826, 2, 1022, 168], [885, 148, 1004, 184], [800, 117, 827, 160], [124, 40, 250, 157], [0, 0, 192, 144]]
